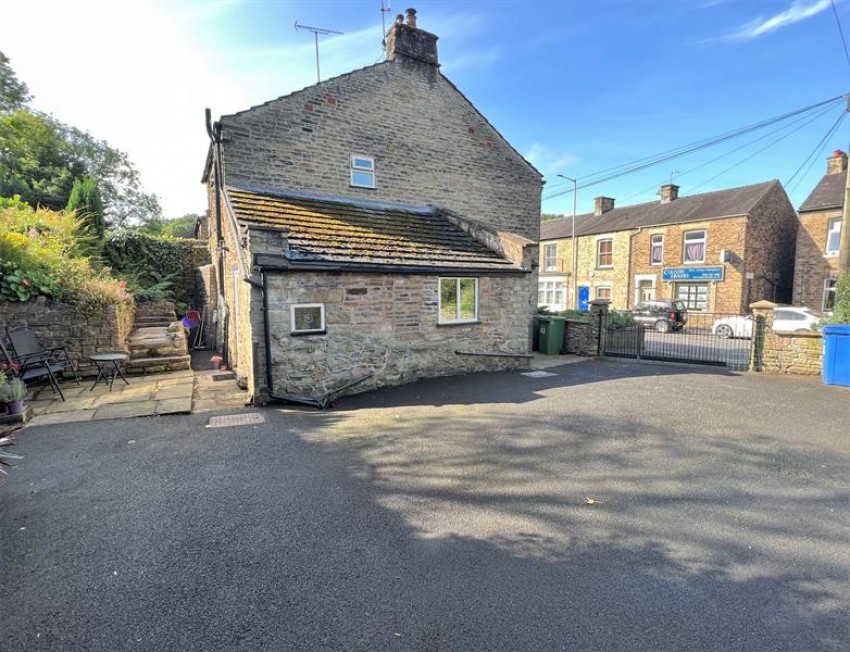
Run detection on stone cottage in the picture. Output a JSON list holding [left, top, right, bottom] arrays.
[[201, 9, 542, 405], [793, 150, 846, 312], [539, 181, 798, 313]]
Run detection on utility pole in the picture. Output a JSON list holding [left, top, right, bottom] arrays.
[[557, 174, 578, 309], [295, 22, 344, 84], [840, 94, 850, 272]]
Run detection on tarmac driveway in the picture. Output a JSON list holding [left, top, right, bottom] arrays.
[[3, 359, 849, 651]]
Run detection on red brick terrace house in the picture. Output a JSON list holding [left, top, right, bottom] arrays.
[[201, 9, 542, 405], [793, 150, 846, 312]]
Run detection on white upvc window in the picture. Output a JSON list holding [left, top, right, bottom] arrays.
[[538, 279, 565, 310], [826, 218, 842, 256], [823, 278, 837, 312], [650, 234, 664, 265], [439, 277, 478, 324], [683, 230, 706, 264], [291, 303, 326, 334], [350, 155, 375, 188], [597, 239, 613, 268], [543, 243, 558, 272]]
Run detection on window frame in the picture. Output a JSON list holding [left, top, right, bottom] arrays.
[[290, 303, 326, 335], [538, 279, 565, 310], [438, 277, 479, 325], [823, 278, 837, 312], [597, 238, 613, 269], [543, 243, 558, 272], [350, 154, 376, 189], [683, 230, 706, 264], [826, 218, 842, 256], [595, 285, 613, 301], [650, 234, 664, 266], [676, 283, 708, 310]]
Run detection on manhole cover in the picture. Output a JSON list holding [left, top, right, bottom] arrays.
[[207, 413, 265, 428], [521, 370, 557, 378]]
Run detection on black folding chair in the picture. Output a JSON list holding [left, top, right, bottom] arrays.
[[4, 328, 80, 401]]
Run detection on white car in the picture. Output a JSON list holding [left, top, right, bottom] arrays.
[[712, 307, 820, 339]]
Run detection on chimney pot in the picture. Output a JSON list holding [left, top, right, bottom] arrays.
[[827, 149, 848, 174], [395, 13, 404, 25], [594, 197, 615, 215], [405, 7, 417, 28], [660, 184, 679, 203]]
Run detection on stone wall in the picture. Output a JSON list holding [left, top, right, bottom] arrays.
[[751, 301, 823, 375], [254, 270, 534, 402], [562, 301, 608, 356], [0, 298, 134, 376], [216, 58, 542, 242], [793, 207, 841, 310]]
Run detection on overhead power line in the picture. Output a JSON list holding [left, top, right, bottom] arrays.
[[785, 111, 847, 194], [830, 0, 850, 72], [542, 94, 846, 201]]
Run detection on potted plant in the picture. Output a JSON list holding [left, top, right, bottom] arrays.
[[0, 378, 28, 415]]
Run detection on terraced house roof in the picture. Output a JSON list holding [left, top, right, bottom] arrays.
[[798, 172, 845, 213], [226, 187, 522, 272], [541, 180, 778, 241]]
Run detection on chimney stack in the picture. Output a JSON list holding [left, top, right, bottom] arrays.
[[660, 184, 679, 203], [385, 7, 439, 66], [827, 150, 848, 174], [594, 197, 615, 215]]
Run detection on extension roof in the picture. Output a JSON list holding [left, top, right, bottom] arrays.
[[226, 187, 524, 273], [798, 172, 845, 213], [541, 180, 780, 241]]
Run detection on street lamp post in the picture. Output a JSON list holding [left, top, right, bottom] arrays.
[[557, 175, 578, 309]]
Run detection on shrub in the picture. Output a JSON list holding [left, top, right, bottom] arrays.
[[825, 272, 850, 324]]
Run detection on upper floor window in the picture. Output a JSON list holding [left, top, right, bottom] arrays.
[[650, 234, 664, 265], [543, 243, 558, 272], [826, 218, 842, 256], [683, 230, 706, 264], [439, 277, 478, 324], [350, 155, 375, 188], [597, 239, 613, 268]]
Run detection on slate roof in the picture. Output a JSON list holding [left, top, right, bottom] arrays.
[[541, 180, 779, 241], [798, 172, 845, 213], [226, 187, 522, 272]]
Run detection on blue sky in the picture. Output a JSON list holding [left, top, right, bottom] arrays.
[[3, 0, 849, 217]]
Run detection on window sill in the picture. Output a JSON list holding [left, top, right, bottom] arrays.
[[349, 184, 376, 190], [824, 253, 839, 258], [290, 330, 327, 337], [438, 320, 480, 327], [682, 261, 705, 265], [596, 266, 613, 270]]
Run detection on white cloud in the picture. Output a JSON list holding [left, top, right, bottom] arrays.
[[525, 143, 579, 178], [723, 0, 831, 41]]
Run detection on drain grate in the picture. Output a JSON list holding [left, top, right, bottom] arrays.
[[207, 413, 265, 428], [212, 373, 236, 381], [521, 370, 557, 378]]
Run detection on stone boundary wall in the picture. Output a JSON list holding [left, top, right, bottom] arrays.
[[562, 301, 608, 356], [0, 298, 134, 377], [750, 301, 823, 376]]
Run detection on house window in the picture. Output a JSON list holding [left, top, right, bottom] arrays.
[[683, 230, 706, 264], [350, 155, 375, 188], [650, 234, 664, 265], [826, 218, 842, 256], [676, 283, 708, 310], [597, 239, 613, 268], [595, 285, 612, 301], [543, 243, 558, 272], [635, 277, 655, 304], [439, 277, 478, 324], [824, 278, 837, 312], [291, 303, 326, 334], [538, 280, 565, 310]]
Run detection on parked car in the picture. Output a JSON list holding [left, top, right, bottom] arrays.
[[632, 299, 688, 333], [712, 307, 820, 339]]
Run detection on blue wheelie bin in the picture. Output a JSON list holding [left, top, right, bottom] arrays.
[[822, 324, 850, 387]]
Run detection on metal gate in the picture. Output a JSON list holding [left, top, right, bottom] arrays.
[[602, 311, 753, 370]]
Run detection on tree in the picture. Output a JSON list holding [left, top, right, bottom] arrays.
[[0, 51, 31, 113], [541, 213, 564, 222], [0, 56, 161, 227], [139, 213, 199, 239], [66, 176, 106, 240]]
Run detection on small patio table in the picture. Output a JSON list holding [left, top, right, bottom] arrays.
[[89, 353, 130, 391]]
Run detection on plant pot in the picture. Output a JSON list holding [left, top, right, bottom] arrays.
[[6, 400, 25, 415]]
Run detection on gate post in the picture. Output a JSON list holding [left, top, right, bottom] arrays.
[[749, 300, 776, 372], [589, 299, 610, 357]]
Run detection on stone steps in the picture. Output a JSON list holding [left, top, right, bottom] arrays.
[[126, 355, 192, 375], [126, 303, 190, 374]]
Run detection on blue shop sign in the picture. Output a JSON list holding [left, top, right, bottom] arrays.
[[662, 266, 724, 281]]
